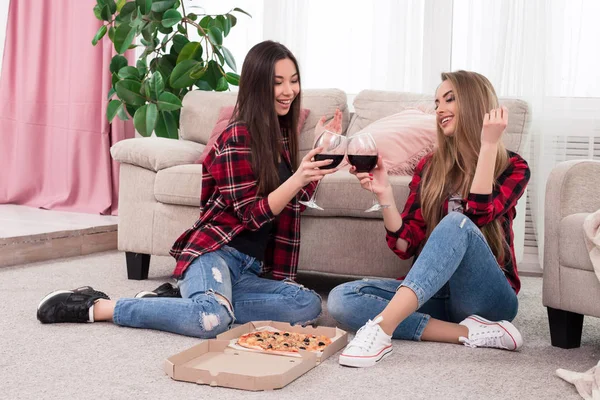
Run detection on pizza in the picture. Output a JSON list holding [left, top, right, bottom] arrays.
[[237, 330, 332, 353]]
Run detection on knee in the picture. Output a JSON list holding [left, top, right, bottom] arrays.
[[283, 281, 322, 324], [326, 283, 356, 324], [192, 294, 234, 338]]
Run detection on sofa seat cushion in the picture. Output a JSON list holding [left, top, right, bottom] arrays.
[[559, 213, 594, 272], [154, 164, 203, 207], [303, 169, 412, 219]]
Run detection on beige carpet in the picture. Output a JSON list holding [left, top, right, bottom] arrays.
[[2, 250, 599, 400]]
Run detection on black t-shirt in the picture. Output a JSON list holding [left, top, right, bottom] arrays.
[[226, 160, 293, 261]]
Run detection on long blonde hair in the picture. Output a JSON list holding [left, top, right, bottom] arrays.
[[421, 71, 509, 263]]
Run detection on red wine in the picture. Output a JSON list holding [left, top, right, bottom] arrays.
[[314, 154, 344, 169], [348, 155, 378, 173]]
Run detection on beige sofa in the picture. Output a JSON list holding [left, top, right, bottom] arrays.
[[542, 160, 600, 348], [110, 89, 530, 281]]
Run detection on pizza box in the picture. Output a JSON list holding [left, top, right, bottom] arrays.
[[164, 320, 348, 391]]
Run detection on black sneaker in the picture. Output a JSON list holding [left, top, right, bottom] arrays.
[[37, 286, 110, 324], [134, 282, 181, 298]]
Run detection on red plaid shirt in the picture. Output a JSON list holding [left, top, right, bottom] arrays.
[[170, 122, 317, 280], [386, 151, 530, 293]]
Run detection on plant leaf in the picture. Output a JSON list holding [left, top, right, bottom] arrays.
[[195, 80, 212, 91], [157, 92, 182, 111], [233, 7, 252, 17], [177, 24, 187, 34], [108, 26, 115, 41], [189, 64, 207, 80], [118, 66, 140, 79], [215, 76, 228, 92], [92, 25, 107, 46], [176, 41, 203, 64], [145, 103, 158, 134], [186, 13, 198, 21], [114, 21, 136, 54], [115, 79, 146, 106], [148, 71, 165, 99], [155, 111, 178, 138], [151, 0, 176, 13], [172, 34, 189, 53], [157, 57, 175, 80], [93, 5, 103, 20], [169, 59, 200, 88], [134, 105, 151, 136], [221, 46, 236, 72], [107, 87, 117, 100], [107, 100, 122, 122], [224, 72, 240, 86], [110, 55, 128, 74], [116, 2, 136, 22], [117, 104, 130, 120], [116, 0, 127, 12], [162, 9, 181, 27], [221, 15, 231, 36], [136, 58, 148, 76], [136, 0, 152, 14], [199, 15, 212, 30], [226, 14, 237, 28], [207, 26, 222, 46]]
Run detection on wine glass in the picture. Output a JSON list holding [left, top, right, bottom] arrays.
[[347, 133, 390, 213], [299, 130, 347, 210]]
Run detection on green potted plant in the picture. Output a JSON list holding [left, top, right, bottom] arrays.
[[92, 0, 249, 138]]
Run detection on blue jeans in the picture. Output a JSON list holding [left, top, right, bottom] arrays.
[[113, 246, 322, 338], [327, 212, 518, 340]]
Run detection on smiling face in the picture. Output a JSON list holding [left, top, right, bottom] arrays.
[[434, 79, 458, 137], [273, 58, 300, 116]]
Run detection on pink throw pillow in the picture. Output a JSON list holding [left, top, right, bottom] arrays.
[[351, 109, 437, 175], [197, 107, 311, 163]]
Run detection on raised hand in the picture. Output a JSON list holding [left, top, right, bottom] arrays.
[[481, 106, 508, 146], [314, 108, 343, 139], [350, 156, 390, 196]]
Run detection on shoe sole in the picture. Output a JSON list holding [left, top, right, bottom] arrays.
[[467, 315, 523, 350], [37, 290, 73, 311], [134, 291, 157, 299], [339, 345, 393, 368]]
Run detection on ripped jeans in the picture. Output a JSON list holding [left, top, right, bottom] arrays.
[[112, 246, 322, 338]]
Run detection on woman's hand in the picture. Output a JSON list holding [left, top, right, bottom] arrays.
[[291, 147, 338, 188], [349, 156, 390, 196], [314, 108, 343, 139], [481, 106, 508, 146]]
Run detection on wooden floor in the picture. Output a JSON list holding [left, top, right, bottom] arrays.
[[0, 205, 118, 267]]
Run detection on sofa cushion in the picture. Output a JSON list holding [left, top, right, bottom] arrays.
[[111, 137, 205, 172], [154, 164, 203, 207], [179, 89, 350, 150], [347, 90, 529, 154], [559, 213, 594, 272], [303, 169, 412, 219], [350, 109, 436, 176]]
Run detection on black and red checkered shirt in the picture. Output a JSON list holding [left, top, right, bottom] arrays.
[[170, 122, 317, 280], [386, 151, 530, 293]]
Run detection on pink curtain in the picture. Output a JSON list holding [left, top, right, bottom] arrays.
[[0, 0, 135, 215]]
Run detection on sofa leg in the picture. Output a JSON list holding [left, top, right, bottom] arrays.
[[125, 252, 150, 280], [547, 307, 584, 349]]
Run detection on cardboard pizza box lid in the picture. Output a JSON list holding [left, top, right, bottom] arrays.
[[165, 321, 348, 391]]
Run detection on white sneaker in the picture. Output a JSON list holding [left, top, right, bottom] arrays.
[[339, 316, 393, 368], [459, 315, 523, 351]]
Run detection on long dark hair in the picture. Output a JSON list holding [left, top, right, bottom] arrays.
[[231, 41, 302, 195]]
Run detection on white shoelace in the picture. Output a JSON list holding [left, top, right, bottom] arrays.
[[460, 328, 508, 349], [348, 317, 382, 351]]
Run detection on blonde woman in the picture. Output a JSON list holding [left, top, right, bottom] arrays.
[[327, 71, 530, 368]]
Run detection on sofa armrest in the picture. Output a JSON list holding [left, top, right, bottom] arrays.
[[110, 137, 205, 172], [543, 160, 600, 308]]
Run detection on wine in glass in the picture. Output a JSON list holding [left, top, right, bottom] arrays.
[[347, 133, 390, 213], [299, 130, 347, 210]]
